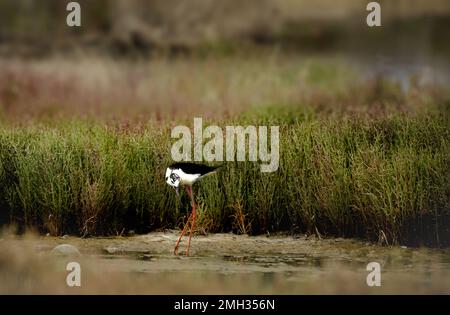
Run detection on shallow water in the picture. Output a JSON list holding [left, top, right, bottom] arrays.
[[0, 231, 449, 294]]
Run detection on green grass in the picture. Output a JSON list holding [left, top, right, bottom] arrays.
[[0, 112, 448, 246]]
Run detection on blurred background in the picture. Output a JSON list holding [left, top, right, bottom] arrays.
[[0, 0, 449, 122], [0, 0, 449, 59]]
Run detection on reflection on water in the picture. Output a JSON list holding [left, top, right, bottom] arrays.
[[0, 231, 449, 294]]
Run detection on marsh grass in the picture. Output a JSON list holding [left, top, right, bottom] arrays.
[[0, 53, 448, 246], [0, 112, 448, 246]]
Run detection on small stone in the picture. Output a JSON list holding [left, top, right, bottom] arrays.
[[104, 246, 119, 254], [61, 235, 69, 239], [51, 244, 81, 256]]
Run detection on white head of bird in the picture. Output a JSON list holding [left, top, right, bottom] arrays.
[[165, 167, 182, 196]]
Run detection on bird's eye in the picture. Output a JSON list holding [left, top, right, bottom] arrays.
[[170, 173, 179, 183]]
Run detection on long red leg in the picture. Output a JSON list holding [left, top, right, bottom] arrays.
[[186, 201, 196, 256], [173, 210, 193, 255], [173, 186, 194, 255], [186, 186, 196, 256]]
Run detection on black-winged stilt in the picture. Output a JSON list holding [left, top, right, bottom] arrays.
[[165, 162, 221, 256]]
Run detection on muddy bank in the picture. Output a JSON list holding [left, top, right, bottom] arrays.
[[0, 231, 449, 294]]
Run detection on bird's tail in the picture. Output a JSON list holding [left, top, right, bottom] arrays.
[[204, 164, 224, 176], [212, 164, 224, 171]]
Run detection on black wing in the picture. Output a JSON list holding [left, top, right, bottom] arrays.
[[169, 162, 221, 176]]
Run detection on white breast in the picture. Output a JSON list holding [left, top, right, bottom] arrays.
[[173, 168, 202, 186]]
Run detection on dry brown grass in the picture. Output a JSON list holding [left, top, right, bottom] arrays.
[[0, 54, 446, 124]]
